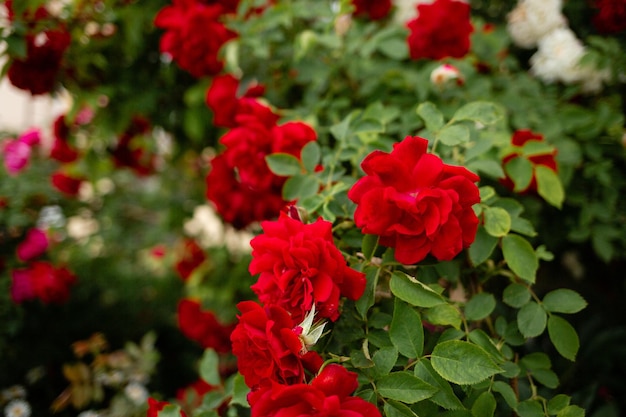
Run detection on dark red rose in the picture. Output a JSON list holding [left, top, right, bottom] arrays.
[[593, 0, 626, 34], [177, 298, 234, 353], [154, 1, 237, 78], [51, 172, 84, 196], [248, 365, 381, 417], [249, 213, 366, 323], [16, 228, 49, 262], [231, 301, 323, 389], [352, 0, 392, 20], [7, 27, 71, 95], [174, 238, 207, 280], [111, 116, 156, 176], [348, 136, 480, 265], [205, 73, 268, 128], [11, 261, 76, 304], [406, 0, 473, 60], [147, 398, 187, 417], [50, 115, 79, 163], [501, 129, 558, 194]]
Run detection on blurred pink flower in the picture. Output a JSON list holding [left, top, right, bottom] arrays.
[[2, 128, 41, 175], [16, 228, 49, 262]]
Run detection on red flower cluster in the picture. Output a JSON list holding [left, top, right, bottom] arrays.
[[174, 238, 207, 280], [592, 0, 626, 34], [406, 0, 473, 60], [501, 129, 558, 194], [352, 0, 392, 20], [154, 0, 237, 78], [230, 301, 323, 389], [205, 74, 267, 128], [348, 136, 480, 265], [177, 298, 235, 353], [11, 261, 77, 304], [110, 116, 157, 176], [249, 213, 366, 323], [205, 76, 317, 228], [248, 364, 381, 417]]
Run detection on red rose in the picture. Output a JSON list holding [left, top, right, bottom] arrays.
[[111, 116, 156, 176], [231, 301, 323, 389], [50, 115, 79, 163], [593, 0, 626, 34], [348, 136, 480, 265], [11, 261, 76, 304], [147, 398, 187, 417], [249, 365, 381, 417], [249, 213, 366, 323], [352, 0, 392, 20], [205, 73, 268, 128], [51, 172, 84, 196], [406, 0, 473, 60], [177, 298, 234, 353], [501, 129, 558, 194], [16, 228, 49, 262], [154, 1, 237, 78], [174, 238, 207, 280]]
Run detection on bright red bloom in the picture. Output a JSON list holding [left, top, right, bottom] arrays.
[[593, 0, 626, 34], [205, 73, 268, 128], [147, 398, 187, 417], [501, 129, 558, 194], [16, 228, 48, 262], [249, 213, 366, 323], [154, 1, 237, 78], [111, 116, 156, 176], [406, 0, 473, 60], [177, 298, 234, 353], [50, 115, 79, 163], [51, 172, 84, 196], [352, 0, 392, 20], [348, 136, 480, 265], [231, 301, 323, 389], [174, 238, 207, 280], [248, 365, 381, 417], [11, 261, 76, 304]]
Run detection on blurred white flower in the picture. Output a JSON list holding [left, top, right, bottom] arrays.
[[507, 0, 566, 48], [124, 382, 148, 405], [430, 63, 464, 87], [530, 28, 585, 84], [0, 386, 26, 402], [4, 399, 31, 417], [77, 411, 101, 417]]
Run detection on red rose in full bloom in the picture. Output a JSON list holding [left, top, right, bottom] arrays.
[[501, 129, 558, 194], [205, 73, 268, 128], [348, 136, 480, 265], [154, 1, 237, 78], [16, 228, 49, 262], [592, 0, 626, 34], [248, 364, 381, 417], [230, 301, 323, 389], [10, 261, 76, 304], [147, 398, 187, 417], [406, 0, 473, 60], [51, 171, 84, 196], [352, 0, 392, 20], [177, 298, 234, 353], [249, 213, 366, 323]]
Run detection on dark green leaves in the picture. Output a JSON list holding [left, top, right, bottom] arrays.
[[542, 289, 587, 314], [548, 315, 580, 361], [502, 234, 538, 283], [390, 299, 424, 358], [430, 341, 502, 385], [389, 272, 445, 308], [376, 372, 437, 403]]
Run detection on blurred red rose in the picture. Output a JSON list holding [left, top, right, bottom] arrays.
[[406, 0, 473, 60], [51, 172, 84, 196], [11, 261, 76, 304], [111, 116, 156, 176], [177, 298, 234, 353], [174, 238, 206, 280], [205, 73, 268, 128], [16, 228, 49, 262], [501, 129, 558, 194], [352, 0, 392, 20], [50, 115, 79, 163], [231, 301, 323, 389], [593, 0, 626, 34], [249, 213, 366, 323], [348, 136, 480, 265]]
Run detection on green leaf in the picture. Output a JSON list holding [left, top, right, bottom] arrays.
[[300, 141, 321, 173], [468, 330, 504, 362], [390, 298, 424, 358], [356, 267, 379, 319], [548, 315, 580, 361], [384, 401, 420, 417], [503, 283, 531, 308], [556, 405, 585, 417], [502, 234, 538, 283], [510, 217, 537, 237], [517, 302, 547, 338], [542, 289, 587, 314], [516, 400, 544, 417], [492, 381, 518, 409], [282, 174, 319, 201], [547, 395, 571, 415], [199, 349, 221, 385], [417, 102, 445, 132], [229, 373, 250, 407], [430, 340, 503, 385], [265, 153, 303, 176], [362, 234, 379, 261], [469, 226, 498, 266], [376, 372, 437, 403], [437, 124, 470, 147], [330, 113, 354, 141], [426, 304, 462, 330], [372, 346, 398, 377], [452, 101, 504, 126], [467, 159, 505, 179], [532, 368, 559, 388], [465, 293, 496, 321], [504, 157, 533, 192], [414, 359, 465, 410], [389, 272, 446, 308], [520, 352, 551, 370], [157, 404, 184, 417], [471, 391, 496, 417], [353, 118, 385, 136], [483, 206, 511, 237], [536, 165, 564, 209]]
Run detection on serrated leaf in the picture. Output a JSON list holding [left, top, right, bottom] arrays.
[[532, 368, 559, 388], [517, 302, 547, 338], [468, 330, 504, 362], [504, 157, 533, 192], [384, 400, 420, 417], [417, 102, 445, 132], [372, 346, 398, 377], [376, 372, 437, 403], [389, 272, 446, 308], [503, 283, 531, 308], [390, 298, 424, 358], [502, 234, 538, 283], [265, 153, 303, 176], [483, 206, 511, 237], [362, 234, 379, 261], [520, 352, 551, 370], [510, 217, 537, 237], [547, 395, 571, 414], [199, 349, 220, 385], [300, 141, 321, 173], [556, 405, 585, 417], [437, 124, 470, 146], [471, 391, 496, 417], [426, 303, 462, 330], [542, 289, 587, 314], [536, 165, 564, 208], [492, 381, 518, 409], [469, 226, 498, 266], [465, 293, 496, 321], [452, 101, 503, 125], [414, 359, 465, 410], [430, 340, 503, 385], [356, 267, 379, 319], [516, 400, 544, 417], [283, 174, 319, 201], [548, 315, 579, 361]]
